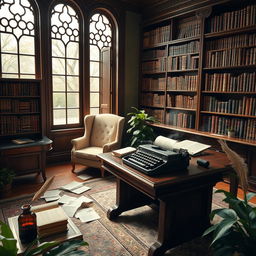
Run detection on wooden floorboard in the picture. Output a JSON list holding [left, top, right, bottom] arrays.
[[1, 162, 256, 204]]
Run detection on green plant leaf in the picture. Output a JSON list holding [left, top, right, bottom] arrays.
[[202, 224, 218, 236], [216, 208, 237, 221], [209, 208, 226, 220], [211, 219, 237, 245], [213, 245, 234, 256], [24, 241, 59, 256], [0, 221, 17, 256]]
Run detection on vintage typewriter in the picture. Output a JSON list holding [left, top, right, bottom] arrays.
[[122, 144, 190, 176]]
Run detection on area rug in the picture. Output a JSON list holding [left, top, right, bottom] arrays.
[[0, 177, 237, 256]]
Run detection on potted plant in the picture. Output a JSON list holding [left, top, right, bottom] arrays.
[[126, 107, 157, 148], [203, 140, 256, 256], [0, 167, 15, 194]]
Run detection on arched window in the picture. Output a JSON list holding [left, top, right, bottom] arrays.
[[50, 3, 80, 126], [0, 0, 37, 78], [89, 12, 115, 114]]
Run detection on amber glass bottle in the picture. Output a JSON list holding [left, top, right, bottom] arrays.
[[18, 204, 37, 244]]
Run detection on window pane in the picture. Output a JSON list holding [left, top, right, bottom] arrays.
[[52, 39, 65, 57], [67, 93, 79, 108], [53, 92, 66, 108], [67, 109, 79, 124], [2, 54, 18, 73], [1, 33, 17, 53], [52, 57, 65, 75], [20, 74, 35, 79], [90, 77, 99, 91], [20, 36, 34, 54], [90, 92, 99, 107], [2, 74, 18, 78], [67, 59, 78, 75], [90, 61, 99, 76], [20, 55, 35, 74], [67, 42, 78, 58], [53, 75, 65, 91], [90, 45, 99, 61], [90, 108, 99, 114], [53, 109, 66, 125], [67, 76, 79, 92]]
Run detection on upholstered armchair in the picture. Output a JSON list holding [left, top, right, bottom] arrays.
[[71, 114, 125, 177]]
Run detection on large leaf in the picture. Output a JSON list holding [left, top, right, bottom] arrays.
[[211, 219, 237, 245], [202, 223, 218, 236], [24, 241, 58, 256], [215, 208, 237, 221], [213, 245, 234, 256], [44, 240, 88, 256]]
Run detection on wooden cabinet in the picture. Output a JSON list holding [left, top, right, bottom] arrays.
[[140, 0, 256, 190]]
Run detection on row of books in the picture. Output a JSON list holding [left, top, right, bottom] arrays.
[[167, 55, 199, 70], [142, 78, 165, 91], [167, 95, 197, 109], [204, 72, 256, 92], [167, 75, 198, 91], [145, 108, 165, 123], [142, 58, 166, 73], [0, 115, 40, 135], [206, 47, 256, 68], [0, 83, 39, 96], [168, 41, 199, 56], [206, 33, 256, 51], [166, 110, 195, 128], [0, 99, 39, 113], [142, 48, 166, 60], [203, 96, 256, 116], [206, 4, 256, 33], [176, 18, 200, 39], [140, 93, 165, 107], [202, 115, 256, 141], [143, 25, 171, 47]]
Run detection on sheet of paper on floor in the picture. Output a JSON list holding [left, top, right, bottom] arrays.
[[60, 181, 86, 192], [58, 194, 77, 204], [72, 186, 90, 194], [41, 189, 60, 198], [75, 208, 100, 223], [44, 196, 61, 202], [77, 173, 93, 180]]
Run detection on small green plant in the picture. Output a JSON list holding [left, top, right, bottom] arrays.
[[126, 107, 157, 147], [0, 167, 15, 190], [0, 221, 89, 256], [203, 190, 256, 256]]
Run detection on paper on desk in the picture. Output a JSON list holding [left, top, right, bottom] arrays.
[[58, 195, 76, 204], [72, 186, 91, 194], [75, 208, 100, 223], [61, 195, 93, 217], [41, 189, 60, 198], [60, 181, 84, 191]]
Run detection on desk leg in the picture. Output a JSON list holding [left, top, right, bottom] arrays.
[[107, 178, 152, 220], [149, 185, 213, 256]]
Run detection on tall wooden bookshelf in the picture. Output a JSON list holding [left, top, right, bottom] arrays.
[[140, 1, 256, 189]]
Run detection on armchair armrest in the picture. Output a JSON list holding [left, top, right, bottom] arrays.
[[71, 136, 89, 150], [103, 140, 121, 153]]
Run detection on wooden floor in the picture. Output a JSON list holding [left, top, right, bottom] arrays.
[[2, 162, 256, 204]]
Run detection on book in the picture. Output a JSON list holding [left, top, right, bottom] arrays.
[[12, 138, 35, 144], [112, 147, 136, 157], [154, 136, 211, 156]]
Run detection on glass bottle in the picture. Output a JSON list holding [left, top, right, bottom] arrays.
[[18, 204, 37, 244]]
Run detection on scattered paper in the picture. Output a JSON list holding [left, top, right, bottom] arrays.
[[75, 208, 100, 223], [41, 190, 60, 198], [62, 204, 78, 217], [77, 174, 93, 180], [72, 186, 91, 194], [44, 196, 60, 202], [60, 181, 85, 192], [58, 195, 76, 204]]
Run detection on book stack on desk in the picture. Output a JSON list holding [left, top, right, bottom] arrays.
[[32, 202, 68, 238]]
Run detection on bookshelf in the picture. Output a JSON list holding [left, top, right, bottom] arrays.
[[140, 1, 256, 146], [0, 78, 41, 138]]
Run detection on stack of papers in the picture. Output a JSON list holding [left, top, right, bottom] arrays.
[[41, 190, 60, 202]]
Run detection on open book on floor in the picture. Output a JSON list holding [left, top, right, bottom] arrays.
[[154, 136, 211, 156]]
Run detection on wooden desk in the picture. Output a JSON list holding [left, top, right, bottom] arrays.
[[0, 136, 52, 181], [98, 150, 233, 256], [8, 216, 82, 256]]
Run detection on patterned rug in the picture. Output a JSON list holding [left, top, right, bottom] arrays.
[[0, 177, 232, 256]]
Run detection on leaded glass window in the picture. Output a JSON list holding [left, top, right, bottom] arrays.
[[89, 13, 112, 114], [0, 0, 36, 78], [51, 3, 80, 126]]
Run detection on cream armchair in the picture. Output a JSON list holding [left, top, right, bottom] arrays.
[[71, 114, 125, 177]]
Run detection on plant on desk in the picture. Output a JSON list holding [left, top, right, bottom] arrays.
[[126, 107, 157, 147], [203, 140, 256, 256], [0, 221, 89, 256]]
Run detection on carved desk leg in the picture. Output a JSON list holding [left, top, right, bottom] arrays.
[[107, 178, 152, 220]]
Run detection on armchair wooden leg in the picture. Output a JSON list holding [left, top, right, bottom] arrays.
[[71, 163, 76, 173], [100, 167, 105, 177]]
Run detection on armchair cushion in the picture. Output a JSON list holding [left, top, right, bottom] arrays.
[[73, 147, 103, 161]]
